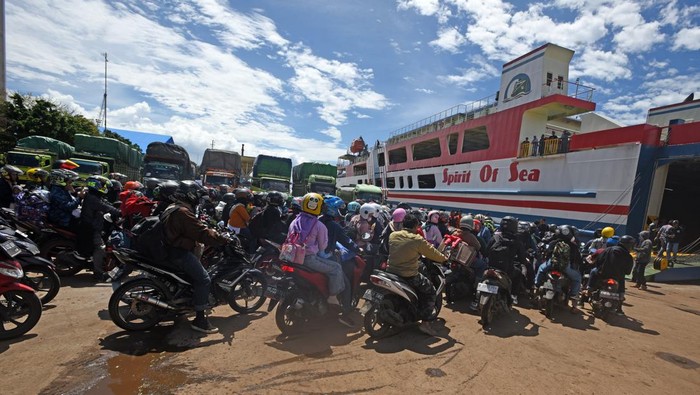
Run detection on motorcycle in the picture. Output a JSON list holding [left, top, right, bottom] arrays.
[[0, 229, 61, 305], [108, 235, 267, 331], [589, 278, 621, 319], [0, 239, 43, 340], [476, 268, 512, 327], [38, 225, 79, 276], [535, 269, 572, 319], [272, 253, 367, 335], [360, 259, 446, 339]]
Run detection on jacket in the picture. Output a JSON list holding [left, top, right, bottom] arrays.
[[387, 230, 448, 277], [164, 204, 228, 252], [80, 191, 120, 231], [228, 203, 250, 228], [48, 185, 80, 227], [320, 214, 358, 256], [597, 246, 634, 282]]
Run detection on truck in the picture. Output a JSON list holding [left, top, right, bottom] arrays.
[[292, 162, 337, 196], [9, 136, 74, 182], [72, 134, 143, 181], [337, 184, 383, 204], [251, 154, 292, 194], [142, 142, 193, 184], [58, 157, 110, 186], [199, 149, 242, 189]]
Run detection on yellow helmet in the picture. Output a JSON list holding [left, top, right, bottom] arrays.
[[601, 226, 615, 239], [27, 168, 49, 182], [302, 193, 323, 216]]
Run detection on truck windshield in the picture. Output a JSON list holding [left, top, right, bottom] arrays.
[[261, 180, 290, 193], [206, 175, 234, 185], [67, 159, 103, 175], [310, 182, 336, 195], [7, 152, 40, 167], [357, 192, 382, 202], [144, 163, 181, 180]]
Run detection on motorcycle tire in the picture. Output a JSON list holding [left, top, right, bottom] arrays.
[[480, 296, 495, 328], [363, 303, 392, 339], [0, 290, 43, 340], [21, 264, 61, 305], [275, 295, 305, 335], [227, 271, 267, 314], [41, 238, 81, 277], [108, 278, 167, 331]]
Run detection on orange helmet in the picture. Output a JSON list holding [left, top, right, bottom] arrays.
[[124, 181, 144, 190]]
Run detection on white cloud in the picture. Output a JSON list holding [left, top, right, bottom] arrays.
[[672, 27, 700, 50], [575, 48, 631, 81], [430, 26, 467, 53]]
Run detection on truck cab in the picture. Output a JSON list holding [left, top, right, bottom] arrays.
[[6, 149, 54, 183], [337, 184, 383, 203], [307, 174, 336, 195], [61, 158, 110, 186]]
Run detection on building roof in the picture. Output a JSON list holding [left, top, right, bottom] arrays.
[[101, 128, 174, 151]]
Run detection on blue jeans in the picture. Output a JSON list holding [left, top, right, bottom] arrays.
[[534, 260, 582, 297], [304, 254, 346, 296], [633, 261, 648, 286], [170, 251, 211, 312], [664, 242, 679, 261]]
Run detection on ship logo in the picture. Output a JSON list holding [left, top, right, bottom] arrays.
[[504, 73, 531, 102]]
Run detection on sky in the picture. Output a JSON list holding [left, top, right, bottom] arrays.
[[6, 0, 700, 165]]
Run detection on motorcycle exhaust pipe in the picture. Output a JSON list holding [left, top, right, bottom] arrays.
[[133, 294, 176, 310]]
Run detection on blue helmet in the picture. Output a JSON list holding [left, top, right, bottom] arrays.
[[323, 195, 345, 216], [346, 201, 361, 214]]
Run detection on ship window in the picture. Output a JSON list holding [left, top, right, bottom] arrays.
[[378, 154, 385, 166], [358, 179, 362, 184], [412, 138, 441, 161], [546, 72, 553, 86], [399, 176, 404, 189], [388, 147, 407, 164], [375, 178, 382, 187], [386, 177, 396, 188], [447, 133, 458, 155], [462, 126, 490, 153], [418, 174, 436, 189], [407, 176, 413, 189], [557, 76, 563, 89]]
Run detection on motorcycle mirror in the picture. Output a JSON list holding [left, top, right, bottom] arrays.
[[103, 213, 113, 223]]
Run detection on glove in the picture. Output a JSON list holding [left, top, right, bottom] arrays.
[[71, 208, 81, 218]]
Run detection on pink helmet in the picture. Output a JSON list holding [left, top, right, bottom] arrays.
[[392, 208, 406, 222]]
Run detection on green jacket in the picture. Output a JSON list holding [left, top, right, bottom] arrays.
[[387, 230, 448, 277]]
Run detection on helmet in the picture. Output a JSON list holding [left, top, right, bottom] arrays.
[[359, 203, 377, 220], [153, 180, 179, 201], [549, 224, 558, 232], [86, 175, 111, 195], [1, 165, 23, 181], [427, 210, 440, 223], [267, 191, 284, 206], [639, 230, 650, 240], [606, 236, 620, 246], [124, 181, 144, 191], [302, 193, 323, 216], [253, 192, 267, 206], [500, 216, 518, 235], [144, 177, 160, 191], [291, 197, 303, 211], [27, 168, 49, 183], [234, 188, 252, 202], [473, 218, 482, 232], [222, 192, 236, 204], [346, 201, 361, 214], [219, 184, 229, 193], [459, 215, 474, 231], [601, 226, 615, 239], [392, 208, 406, 222], [671, 219, 679, 226], [175, 180, 206, 205], [396, 202, 412, 210], [518, 221, 531, 235], [556, 225, 576, 242], [619, 235, 636, 251], [439, 211, 449, 222], [110, 180, 123, 192], [322, 195, 345, 216]]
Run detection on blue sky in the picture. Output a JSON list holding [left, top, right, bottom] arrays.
[[6, 0, 699, 165]]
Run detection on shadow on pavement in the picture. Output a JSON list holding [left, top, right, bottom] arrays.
[[0, 333, 39, 354], [362, 318, 459, 355], [266, 313, 365, 357], [605, 314, 660, 335], [482, 308, 541, 338]]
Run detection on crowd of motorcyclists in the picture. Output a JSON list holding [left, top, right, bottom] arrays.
[[0, 162, 663, 338]]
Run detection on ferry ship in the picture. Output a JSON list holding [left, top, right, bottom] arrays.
[[336, 43, 700, 238]]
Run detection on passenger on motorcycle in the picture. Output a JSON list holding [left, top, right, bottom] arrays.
[[534, 225, 584, 313], [27, 168, 50, 190], [350, 203, 380, 250], [474, 214, 492, 245], [0, 164, 22, 208], [77, 176, 122, 281], [344, 201, 361, 223], [379, 208, 406, 258], [163, 181, 229, 334], [423, 210, 442, 248], [585, 234, 635, 315], [589, 226, 615, 251], [151, 181, 179, 216], [47, 169, 81, 231], [485, 216, 529, 305], [387, 213, 449, 336], [285, 197, 303, 228], [227, 188, 255, 252], [250, 191, 287, 244]]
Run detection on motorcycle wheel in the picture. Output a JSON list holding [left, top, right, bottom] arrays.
[[21, 264, 61, 305], [480, 296, 495, 327], [0, 290, 43, 340], [41, 238, 81, 277], [108, 278, 166, 331], [275, 295, 305, 335], [363, 303, 391, 339], [226, 271, 267, 314]]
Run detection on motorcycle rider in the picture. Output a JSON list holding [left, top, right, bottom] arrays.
[[589, 226, 615, 251], [249, 191, 287, 244], [485, 216, 529, 305], [0, 165, 23, 208], [379, 207, 406, 259], [585, 234, 635, 315], [387, 213, 449, 336], [219, 192, 237, 224], [163, 180, 229, 334], [77, 176, 122, 281], [344, 201, 361, 223], [47, 169, 81, 231], [227, 188, 255, 252], [27, 168, 50, 190], [423, 210, 442, 247], [534, 225, 584, 313]]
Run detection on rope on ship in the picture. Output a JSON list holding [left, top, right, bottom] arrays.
[[578, 172, 642, 231]]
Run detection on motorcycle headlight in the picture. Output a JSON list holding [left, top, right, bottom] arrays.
[[0, 260, 24, 279]]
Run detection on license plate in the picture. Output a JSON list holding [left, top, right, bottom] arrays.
[[362, 288, 383, 303], [265, 286, 284, 299], [477, 283, 498, 294], [542, 281, 554, 290], [0, 240, 21, 258], [599, 291, 620, 300], [545, 290, 555, 300]]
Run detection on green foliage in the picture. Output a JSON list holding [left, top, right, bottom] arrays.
[[0, 92, 99, 153]]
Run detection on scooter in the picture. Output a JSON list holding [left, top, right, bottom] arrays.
[[476, 268, 512, 327], [535, 270, 572, 319], [589, 278, 621, 320], [0, 239, 43, 340]]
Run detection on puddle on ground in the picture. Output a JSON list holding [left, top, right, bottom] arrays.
[[655, 352, 700, 369], [425, 367, 447, 378]]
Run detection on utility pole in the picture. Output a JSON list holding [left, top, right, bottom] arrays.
[[102, 52, 108, 131], [211, 140, 215, 149]]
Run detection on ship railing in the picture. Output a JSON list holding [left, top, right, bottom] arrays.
[[517, 128, 575, 158], [541, 79, 595, 101], [387, 94, 498, 145]]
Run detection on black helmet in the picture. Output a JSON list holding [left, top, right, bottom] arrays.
[[144, 177, 160, 191], [517, 221, 531, 235], [556, 225, 576, 242], [500, 216, 518, 235], [153, 180, 179, 201], [175, 180, 206, 205], [110, 180, 123, 191], [267, 191, 284, 206], [222, 192, 236, 204], [549, 223, 558, 232], [619, 235, 636, 251], [234, 188, 252, 202], [396, 202, 412, 210]]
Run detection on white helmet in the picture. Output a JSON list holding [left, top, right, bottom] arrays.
[[359, 203, 377, 220]]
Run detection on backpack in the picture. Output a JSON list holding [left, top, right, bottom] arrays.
[[487, 235, 515, 272], [122, 195, 155, 219], [15, 190, 50, 228], [550, 241, 571, 271], [133, 205, 180, 262], [248, 210, 264, 238]]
